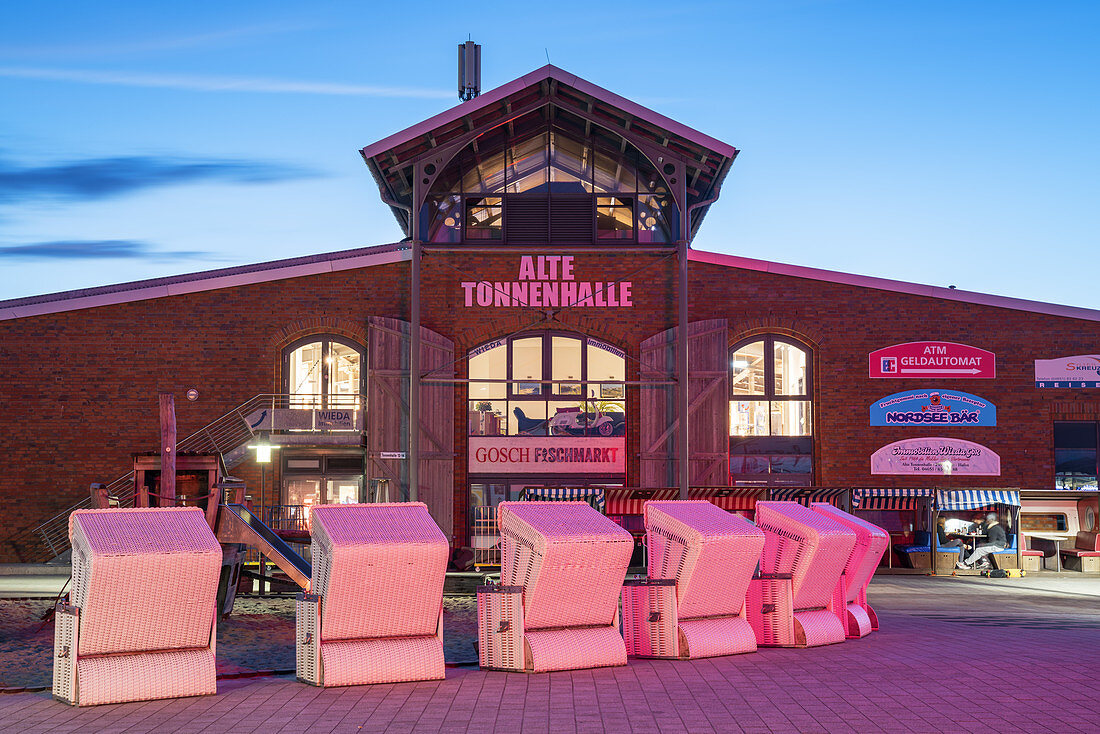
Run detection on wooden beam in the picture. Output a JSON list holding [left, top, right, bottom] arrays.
[[159, 392, 176, 504]]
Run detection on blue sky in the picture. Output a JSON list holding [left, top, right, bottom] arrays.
[[1, 1, 1097, 308]]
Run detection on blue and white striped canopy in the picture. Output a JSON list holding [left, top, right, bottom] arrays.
[[852, 488, 934, 511], [766, 487, 848, 507], [936, 489, 1020, 511], [520, 486, 606, 513]]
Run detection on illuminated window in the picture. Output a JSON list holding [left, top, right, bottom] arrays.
[[467, 333, 625, 437], [729, 336, 812, 485], [283, 337, 364, 409]]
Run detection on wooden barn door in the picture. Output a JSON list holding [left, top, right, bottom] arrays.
[[367, 316, 455, 539], [639, 319, 729, 488]]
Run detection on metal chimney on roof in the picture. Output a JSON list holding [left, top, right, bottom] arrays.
[[458, 41, 481, 101]]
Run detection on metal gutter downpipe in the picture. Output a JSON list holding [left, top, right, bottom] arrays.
[[678, 237, 689, 500]]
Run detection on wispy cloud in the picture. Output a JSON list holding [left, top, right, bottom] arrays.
[[0, 155, 315, 204], [0, 66, 452, 99], [0, 22, 321, 59], [0, 240, 213, 261]]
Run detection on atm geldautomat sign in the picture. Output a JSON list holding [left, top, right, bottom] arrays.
[[869, 341, 995, 379], [870, 389, 996, 426], [1035, 355, 1100, 388]]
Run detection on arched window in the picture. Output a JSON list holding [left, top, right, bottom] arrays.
[[467, 333, 626, 437], [283, 336, 364, 409], [729, 336, 812, 485], [422, 111, 678, 245]]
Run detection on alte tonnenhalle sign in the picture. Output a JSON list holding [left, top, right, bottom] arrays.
[[460, 255, 633, 308]]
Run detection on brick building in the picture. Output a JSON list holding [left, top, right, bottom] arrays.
[[2, 65, 1097, 562]]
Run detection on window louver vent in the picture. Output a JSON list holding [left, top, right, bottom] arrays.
[[505, 195, 549, 243], [550, 195, 595, 242]]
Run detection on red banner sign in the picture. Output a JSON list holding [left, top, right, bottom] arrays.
[[869, 342, 995, 379]]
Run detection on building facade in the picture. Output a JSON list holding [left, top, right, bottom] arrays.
[[2, 66, 1098, 562]]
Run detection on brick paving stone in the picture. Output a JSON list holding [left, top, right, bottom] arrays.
[[3, 576, 1100, 732]]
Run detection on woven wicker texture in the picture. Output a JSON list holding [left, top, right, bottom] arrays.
[[754, 502, 856, 611], [75, 648, 216, 706], [677, 616, 757, 658], [810, 503, 889, 604], [477, 587, 525, 671], [621, 582, 679, 658], [644, 500, 764, 620], [745, 577, 795, 647], [523, 625, 627, 672], [310, 503, 447, 640], [318, 636, 445, 686], [794, 609, 846, 647], [498, 501, 633, 630], [68, 508, 220, 656]]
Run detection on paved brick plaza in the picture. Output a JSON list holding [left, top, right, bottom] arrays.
[[2, 575, 1098, 733]]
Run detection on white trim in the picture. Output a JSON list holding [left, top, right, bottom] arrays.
[[0, 246, 410, 321], [689, 249, 1100, 323]]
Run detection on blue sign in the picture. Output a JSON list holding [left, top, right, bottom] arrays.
[[870, 389, 996, 427]]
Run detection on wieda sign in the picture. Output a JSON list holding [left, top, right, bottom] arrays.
[[460, 255, 632, 308], [469, 436, 625, 474], [869, 342, 995, 379], [1035, 355, 1100, 388], [870, 438, 1000, 476]]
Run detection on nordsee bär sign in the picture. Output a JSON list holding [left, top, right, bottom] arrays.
[[1035, 355, 1100, 388], [869, 389, 996, 426]]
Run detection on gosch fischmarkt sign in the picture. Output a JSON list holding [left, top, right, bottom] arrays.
[[1035, 355, 1100, 388], [870, 389, 996, 426], [869, 342, 995, 379], [871, 438, 1000, 476]]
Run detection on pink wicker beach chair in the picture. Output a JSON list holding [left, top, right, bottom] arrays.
[[622, 500, 765, 659], [746, 501, 857, 648], [478, 501, 633, 673], [53, 507, 221, 706], [810, 503, 889, 638], [297, 502, 448, 687]]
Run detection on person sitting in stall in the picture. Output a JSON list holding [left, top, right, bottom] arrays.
[[957, 513, 1007, 569], [936, 516, 970, 556]]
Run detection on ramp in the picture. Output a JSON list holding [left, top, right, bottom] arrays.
[[216, 504, 311, 588]]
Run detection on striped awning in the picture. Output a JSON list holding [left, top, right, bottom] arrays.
[[936, 489, 1021, 511], [520, 486, 606, 513], [766, 487, 849, 507], [852, 488, 934, 511], [604, 487, 763, 515]]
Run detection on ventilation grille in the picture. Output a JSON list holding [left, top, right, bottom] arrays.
[[503, 194, 595, 244], [505, 195, 549, 243]]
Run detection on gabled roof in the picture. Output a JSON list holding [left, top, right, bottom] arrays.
[[688, 249, 1100, 323], [3, 243, 1098, 323], [0, 243, 408, 320], [360, 65, 739, 239]]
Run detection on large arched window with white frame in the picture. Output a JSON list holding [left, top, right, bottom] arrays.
[[467, 332, 626, 437], [282, 335, 364, 409], [729, 335, 813, 485]]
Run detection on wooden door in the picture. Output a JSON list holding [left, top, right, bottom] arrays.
[[367, 317, 455, 538], [639, 319, 729, 487]]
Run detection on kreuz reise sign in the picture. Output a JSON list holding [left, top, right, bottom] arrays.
[[868, 341, 995, 379]]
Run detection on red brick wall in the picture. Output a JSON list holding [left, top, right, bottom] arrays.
[[2, 251, 1098, 560], [0, 263, 408, 560]]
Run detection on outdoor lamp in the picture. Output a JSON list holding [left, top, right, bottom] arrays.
[[940, 460, 953, 475]]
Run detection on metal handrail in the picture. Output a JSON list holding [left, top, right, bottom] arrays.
[[26, 393, 362, 562]]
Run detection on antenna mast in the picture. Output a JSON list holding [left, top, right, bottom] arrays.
[[458, 40, 481, 101]]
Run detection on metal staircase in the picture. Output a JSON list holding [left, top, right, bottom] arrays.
[[22, 394, 296, 562]]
